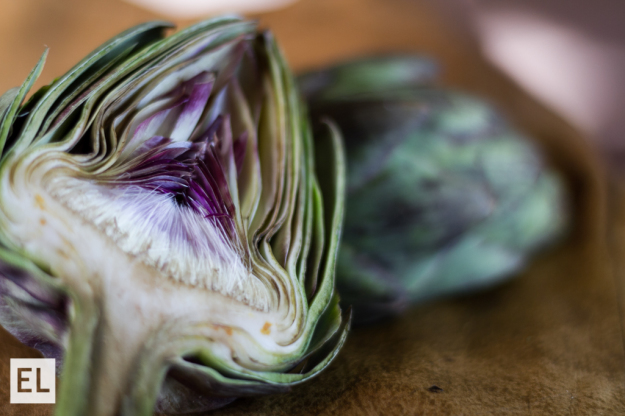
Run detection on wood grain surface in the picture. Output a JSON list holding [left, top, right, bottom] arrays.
[[0, 0, 621, 414]]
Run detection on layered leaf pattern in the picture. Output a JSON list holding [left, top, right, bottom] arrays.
[[0, 18, 347, 416]]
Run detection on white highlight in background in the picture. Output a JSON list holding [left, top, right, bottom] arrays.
[[477, 10, 624, 135], [124, 0, 299, 19]]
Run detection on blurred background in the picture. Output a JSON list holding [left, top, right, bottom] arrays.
[[1, 0, 624, 171], [430, 0, 625, 170]]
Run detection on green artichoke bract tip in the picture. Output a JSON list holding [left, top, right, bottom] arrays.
[[300, 56, 569, 323], [0, 17, 348, 415]]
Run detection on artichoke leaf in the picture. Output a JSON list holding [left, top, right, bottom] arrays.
[[0, 50, 47, 157]]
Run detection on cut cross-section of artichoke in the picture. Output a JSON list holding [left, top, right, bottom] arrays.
[[0, 17, 348, 416]]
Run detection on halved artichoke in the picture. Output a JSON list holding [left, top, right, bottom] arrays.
[[300, 56, 568, 323], [0, 17, 348, 415]]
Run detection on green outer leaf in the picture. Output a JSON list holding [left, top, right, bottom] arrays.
[[309, 119, 345, 319], [297, 118, 315, 285], [0, 88, 20, 136], [10, 22, 171, 156], [35, 44, 139, 147], [305, 180, 325, 298], [0, 50, 47, 156]]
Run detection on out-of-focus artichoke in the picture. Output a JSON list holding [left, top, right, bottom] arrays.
[[0, 18, 348, 415], [300, 56, 568, 323]]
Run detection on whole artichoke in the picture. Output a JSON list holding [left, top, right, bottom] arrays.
[[300, 56, 568, 323], [0, 18, 348, 415]]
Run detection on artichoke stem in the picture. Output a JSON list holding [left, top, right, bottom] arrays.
[[55, 295, 99, 416], [55, 295, 166, 416]]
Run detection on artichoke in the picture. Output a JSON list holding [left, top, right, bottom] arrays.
[[0, 17, 348, 415], [300, 56, 568, 323]]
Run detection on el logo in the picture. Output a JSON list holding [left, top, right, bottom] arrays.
[[10, 359, 56, 404]]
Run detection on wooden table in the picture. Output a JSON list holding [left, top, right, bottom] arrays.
[[0, 0, 622, 414]]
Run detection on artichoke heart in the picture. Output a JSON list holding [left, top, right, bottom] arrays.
[[0, 18, 347, 415]]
